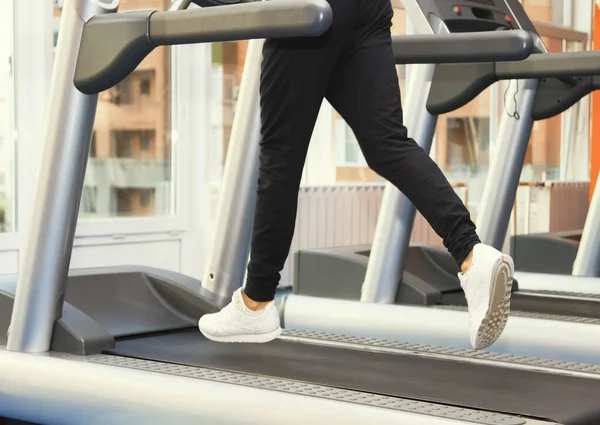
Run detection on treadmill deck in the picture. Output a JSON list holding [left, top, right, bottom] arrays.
[[106, 328, 600, 425]]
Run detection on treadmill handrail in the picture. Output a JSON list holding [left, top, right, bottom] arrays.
[[150, 0, 332, 45], [392, 30, 534, 64], [74, 0, 332, 94], [427, 50, 600, 115], [496, 50, 600, 79]]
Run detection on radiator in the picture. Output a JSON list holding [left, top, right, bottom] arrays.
[[281, 184, 453, 287], [280, 181, 590, 287]]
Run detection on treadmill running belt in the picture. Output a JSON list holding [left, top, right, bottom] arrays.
[[107, 329, 600, 425]]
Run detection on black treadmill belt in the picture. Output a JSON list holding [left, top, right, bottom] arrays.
[[107, 329, 600, 425]]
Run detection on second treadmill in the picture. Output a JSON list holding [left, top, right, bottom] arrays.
[[293, 0, 600, 321]]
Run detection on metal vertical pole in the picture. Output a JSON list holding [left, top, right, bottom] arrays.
[[361, 63, 438, 303], [572, 172, 600, 277], [7, 0, 118, 353], [202, 39, 264, 298], [475, 79, 538, 250], [168, 0, 192, 10]]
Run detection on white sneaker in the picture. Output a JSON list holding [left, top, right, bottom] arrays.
[[458, 243, 514, 350], [198, 288, 282, 343]]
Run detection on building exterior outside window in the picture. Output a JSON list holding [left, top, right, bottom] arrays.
[[53, 0, 174, 219]]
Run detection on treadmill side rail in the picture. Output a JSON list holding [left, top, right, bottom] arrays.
[[282, 293, 600, 365], [0, 349, 478, 425]]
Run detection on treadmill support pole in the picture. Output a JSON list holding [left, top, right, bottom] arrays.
[[476, 79, 538, 250], [7, 0, 118, 353], [361, 63, 438, 303], [201, 39, 264, 298], [573, 172, 600, 277]]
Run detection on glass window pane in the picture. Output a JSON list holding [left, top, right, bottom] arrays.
[[0, 0, 15, 233], [523, 0, 566, 26], [435, 85, 493, 211], [209, 41, 241, 187], [53, 0, 175, 219]]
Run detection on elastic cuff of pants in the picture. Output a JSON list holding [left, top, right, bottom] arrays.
[[243, 282, 277, 303], [453, 237, 480, 269]]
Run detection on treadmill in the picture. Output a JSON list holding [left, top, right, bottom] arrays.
[[510, 171, 600, 277], [4, 0, 600, 424], [293, 0, 600, 326]]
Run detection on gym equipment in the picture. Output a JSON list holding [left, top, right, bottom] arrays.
[[293, 0, 600, 324], [4, 0, 600, 423], [3, 265, 600, 425], [511, 173, 600, 277]]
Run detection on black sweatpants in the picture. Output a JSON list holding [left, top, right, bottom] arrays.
[[244, 0, 480, 302]]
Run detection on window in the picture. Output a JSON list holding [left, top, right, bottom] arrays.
[[90, 131, 97, 157], [52, 17, 60, 51], [112, 188, 155, 217], [0, 1, 15, 233], [140, 78, 151, 96], [140, 130, 151, 150], [54, 0, 175, 220], [80, 187, 98, 217], [140, 189, 152, 207], [493, 13, 589, 182], [335, 119, 366, 167], [332, 6, 408, 183], [445, 117, 491, 173]]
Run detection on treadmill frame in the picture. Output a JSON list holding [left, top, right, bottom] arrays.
[[1, 348, 495, 425]]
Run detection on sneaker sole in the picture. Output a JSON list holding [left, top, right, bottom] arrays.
[[474, 254, 514, 350], [200, 326, 282, 344]]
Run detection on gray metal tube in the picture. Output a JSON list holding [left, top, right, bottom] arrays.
[[476, 79, 538, 249], [361, 64, 438, 303], [0, 349, 438, 425], [202, 39, 263, 298], [573, 173, 600, 277], [150, 0, 333, 45], [282, 293, 600, 364], [6, 0, 118, 353], [168, 0, 191, 10], [392, 30, 533, 64], [496, 50, 600, 79]]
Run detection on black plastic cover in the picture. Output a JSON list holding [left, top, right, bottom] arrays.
[[427, 62, 497, 115], [532, 75, 600, 120]]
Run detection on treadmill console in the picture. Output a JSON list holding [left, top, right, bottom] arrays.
[[414, 0, 539, 35]]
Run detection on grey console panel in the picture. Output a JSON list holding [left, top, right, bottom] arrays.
[[511, 231, 581, 274], [294, 245, 467, 305]]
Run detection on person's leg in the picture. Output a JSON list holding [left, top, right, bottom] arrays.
[[325, 0, 514, 350], [199, 0, 358, 343]]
